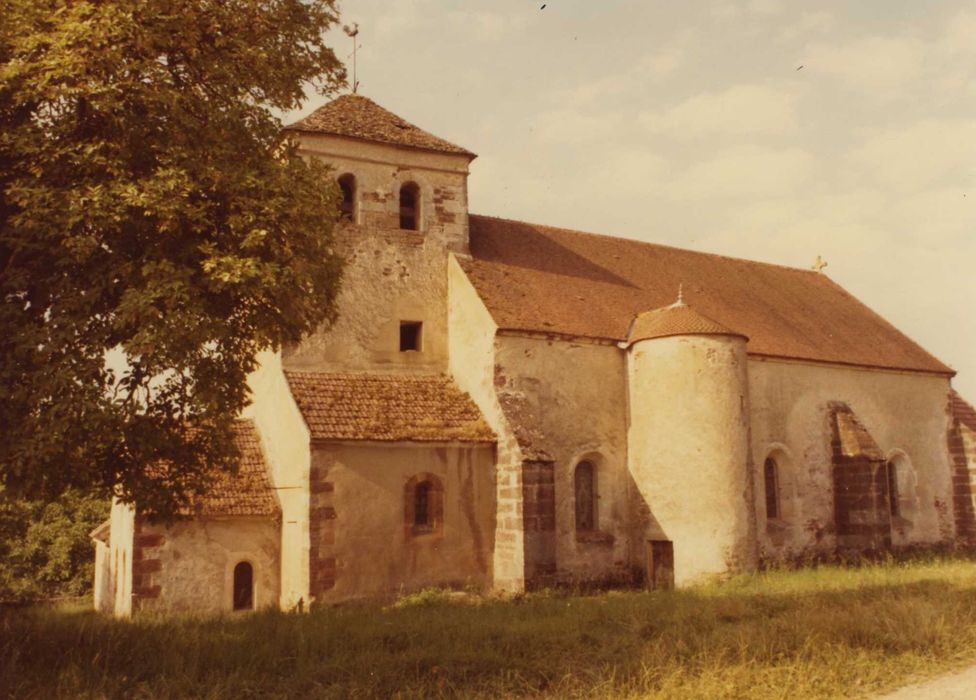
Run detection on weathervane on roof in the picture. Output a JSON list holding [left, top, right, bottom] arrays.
[[812, 255, 828, 273], [343, 23, 361, 94]]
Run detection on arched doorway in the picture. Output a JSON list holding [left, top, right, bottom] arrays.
[[233, 562, 254, 611]]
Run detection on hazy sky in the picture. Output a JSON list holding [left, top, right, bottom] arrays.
[[285, 1, 976, 399]]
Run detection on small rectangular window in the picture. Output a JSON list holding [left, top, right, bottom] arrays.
[[399, 321, 422, 352]]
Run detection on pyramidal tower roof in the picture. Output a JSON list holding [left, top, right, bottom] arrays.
[[284, 94, 475, 158], [627, 298, 746, 346]]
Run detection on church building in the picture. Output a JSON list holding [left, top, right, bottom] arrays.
[[93, 95, 976, 615]]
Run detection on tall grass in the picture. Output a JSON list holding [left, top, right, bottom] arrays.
[[3, 555, 976, 698]]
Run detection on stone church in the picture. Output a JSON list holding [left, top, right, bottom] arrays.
[[93, 94, 976, 616]]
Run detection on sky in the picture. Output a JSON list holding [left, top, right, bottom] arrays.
[[284, 0, 976, 399]]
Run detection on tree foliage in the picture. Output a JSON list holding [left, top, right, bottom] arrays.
[[0, 488, 110, 601], [0, 0, 346, 515]]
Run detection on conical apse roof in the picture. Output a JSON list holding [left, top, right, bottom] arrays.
[[627, 301, 746, 346]]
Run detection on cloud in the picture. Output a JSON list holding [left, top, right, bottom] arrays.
[[445, 9, 529, 42], [846, 119, 976, 191], [804, 36, 925, 92], [665, 145, 815, 200], [776, 10, 834, 42], [530, 109, 627, 144], [747, 0, 784, 17], [638, 84, 800, 138]]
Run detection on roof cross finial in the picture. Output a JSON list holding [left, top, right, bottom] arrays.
[[672, 283, 686, 308], [343, 23, 361, 94], [812, 255, 828, 273]]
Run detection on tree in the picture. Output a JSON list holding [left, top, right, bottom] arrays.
[[0, 0, 346, 516], [0, 487, 110, 601]]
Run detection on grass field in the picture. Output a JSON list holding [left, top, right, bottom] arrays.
[[4, 555, 976, 699]]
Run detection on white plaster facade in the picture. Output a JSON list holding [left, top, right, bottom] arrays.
[[95, 94, 973, 615]]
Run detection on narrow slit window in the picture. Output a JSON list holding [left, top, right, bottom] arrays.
[[233, 562, 254, 611], [399, 182, 419, 230], [338, 173, 356, 221], [575, 461, 596, 532], [764, 458, 779, 520], [414, 482, 430, 528], [399, 321, 422, 352], [887, 460, 900, 517]]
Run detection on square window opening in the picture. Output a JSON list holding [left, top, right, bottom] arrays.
[[400, 322, 422, 352]]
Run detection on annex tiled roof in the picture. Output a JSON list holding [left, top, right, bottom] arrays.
[[951, 390, 976, 433], [284, 94, 475, 157], [285, 371, 495, 443], [628, 302, 745, 346], [461, 215, 953, 375], [182, 421, 279, 518]]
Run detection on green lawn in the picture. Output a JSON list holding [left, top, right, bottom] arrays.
[[4, 556, 976, 699]]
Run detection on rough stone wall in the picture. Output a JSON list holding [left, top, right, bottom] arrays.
[[131, 518, 165, 609], [828, 402, 892, 550], [285, 135, 471, 375], [135, 517, 280, 614], [494, 333, 633, 584], [628, 334, 756, 585], [748, 358, 954, 558], [948, 395, 976, 541], [521, 460, 556, 583], [308, 442, 495, 603]]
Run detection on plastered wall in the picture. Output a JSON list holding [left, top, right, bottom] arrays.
[[628, 334, 756, 585], [244, 349, 311, 608], [93, 539, 112, 614], [307, 442, 495, 602], [494, 333, 634, 583], [108, 500, 135, 617], [447, 257, 527, 591], [136, 518, 280, 614], [748, 358, 955, 557]]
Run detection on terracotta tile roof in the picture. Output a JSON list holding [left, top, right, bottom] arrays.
[[628, 302, 745, 346], [951, 390, 976, 433], [829, 402, 885, 461], [183, 421, 279, 518], [462, 215, 953, 375], [284, 94, 475, 157], [285, 371, 495, 443]]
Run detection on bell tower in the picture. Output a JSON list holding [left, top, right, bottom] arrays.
[[285, 94, 475, 254], [280, 95, 477, 373]]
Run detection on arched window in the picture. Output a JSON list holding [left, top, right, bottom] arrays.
[[886, 458, 900, 518], [574, 461, 596, 532], [233, 561, 254, 611], [399, 182, 419, 230], [764, 457, 780, 520], [404, 473, 443, 536], [337, 173, 356, 221], [415, 481, 430, 528]]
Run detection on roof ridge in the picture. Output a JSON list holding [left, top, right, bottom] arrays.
[[468, 213, 824, 277]]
